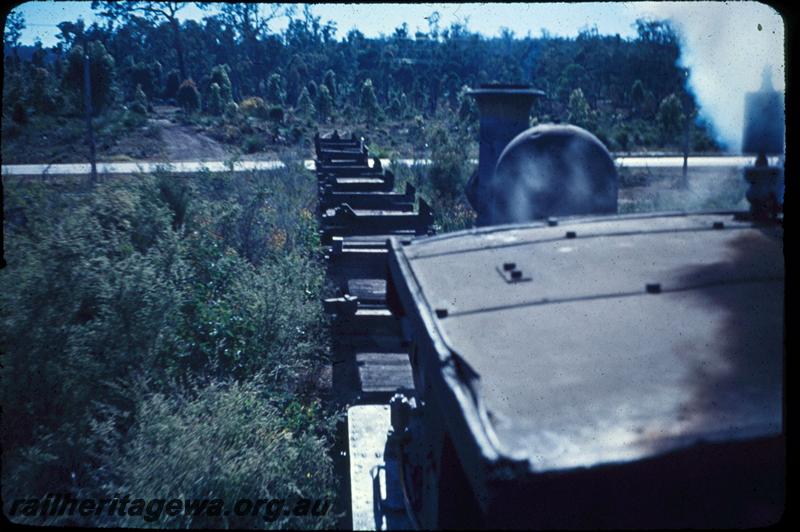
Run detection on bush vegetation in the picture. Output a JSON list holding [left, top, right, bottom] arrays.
[[3, 7, 722, 167], [240, 96, 269, 119], [62, 42, 115, 115], [177, 79, 201, 112], [1, 166, 338, 528]]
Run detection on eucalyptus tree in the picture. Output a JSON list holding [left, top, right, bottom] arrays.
[[200, 4, 293, 96], [92, 1, 189, 80], [3, 10, 25, 66]]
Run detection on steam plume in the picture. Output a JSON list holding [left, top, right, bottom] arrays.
[[631, 1, 785, 152]]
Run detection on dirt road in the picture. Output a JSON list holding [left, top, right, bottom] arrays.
[[148, 106, 233, 161]]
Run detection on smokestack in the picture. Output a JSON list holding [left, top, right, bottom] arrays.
[[466, 84, 543, 226]]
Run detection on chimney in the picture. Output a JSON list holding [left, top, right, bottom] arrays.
[[466, 84, 543, 226]]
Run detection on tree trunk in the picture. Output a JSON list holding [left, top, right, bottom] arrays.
[[681, 116, 690, 188], [170, 18, 187, 80]]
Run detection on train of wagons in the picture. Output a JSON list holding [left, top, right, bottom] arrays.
[[313, 80, 784, 529]]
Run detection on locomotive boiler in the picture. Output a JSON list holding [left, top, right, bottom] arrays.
[[316, 81, 784, 529]]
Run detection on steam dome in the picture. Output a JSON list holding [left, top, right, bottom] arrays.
[[488, 124, 618, 225]]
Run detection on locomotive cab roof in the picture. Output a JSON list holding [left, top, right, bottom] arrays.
[[387, 211, 783, 481]]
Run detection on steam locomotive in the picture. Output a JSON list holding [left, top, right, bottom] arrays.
[[316, 80, 784, 529]]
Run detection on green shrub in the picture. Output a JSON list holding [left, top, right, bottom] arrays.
[[62, 42, 115, 115], [322, 69, 337, 101], [317, 85, 332, 122], [657, 92, 685, 147], [387, 95, 402, 119], [209, 64, 234, 104], [242, 134, 266, 153], [122, 109, 147, 128], [207, 82, 224, 115], [216, 123, 243, 144], [360, 79, 380, 124], [426, 121, 469, 200], [268, 105, 284, 123], [130, 102, 147, 115], [131, 84, 148, 115], [129, 61, 160, 99], [177, 79, 201, 112], [2, 119, 23, 139], [240, 96, 269, 119], [1, 179, 178, 497], [306, 80, 318, 100], [224, 101, 240, 121], [457, 85, 477, 122], [1, 169, 336, 526], [290, 125, 304, 143], [295, 87, 315, 119], [134, 83, 148, 107], [4, 71, 25, 112], [615, 129, 630, 151], [104, 379, 338, 529], [30, 67, 57, 114], [157, 174, 190, 228], [265, 73, 286, 105], [11, 101, 27, 124], [163, 69, 181, 98], [567, 88, 594, 130]]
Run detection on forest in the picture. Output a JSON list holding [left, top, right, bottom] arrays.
[[3, 3, 724, 528], [3, 3, 720, 163]]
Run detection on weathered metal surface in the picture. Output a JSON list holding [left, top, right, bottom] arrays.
[[357, 352, 414, 394], [324, 202, 415, 214], [333, 234, 407, 247], [316, 158, 384, 176], [324, 208, 417, 217], [323, 295, 359, 316], [488, 124, 618, 224], [321, 227, 416, 245], [348, 404, 414, 530], [317, 169, 386, 181], [387, 212, 784, 525], [325, 247, 388, 286], [330, 308, 401, 337], [319, 154, 370, 167], [322, 229, 419, 245], [317, 144, 365, 154], [348, 405, 392, 531], [745, 161, 784, 219], [466, 84, 544, 225], [317, 142, 368, 156], [320, 183, 417, 212], [316, 156, 371, 167], [321, 200, 433, 235], [313, 128, 435, 529], [347, 279, 387, 304], [321, 180, 393, 195], [315, 131, 362, 150], [320, 174, 395, 193]]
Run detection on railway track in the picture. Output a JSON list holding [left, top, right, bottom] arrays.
[[312, 131, 434, 529]]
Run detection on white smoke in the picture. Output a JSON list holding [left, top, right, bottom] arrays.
[[628, 1, 785, 152]]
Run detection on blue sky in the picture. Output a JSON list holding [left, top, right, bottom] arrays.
[[10, 2, 663, 46]]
